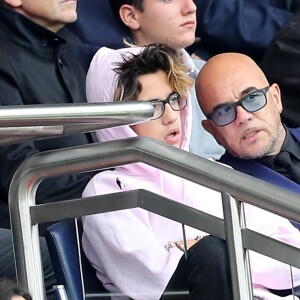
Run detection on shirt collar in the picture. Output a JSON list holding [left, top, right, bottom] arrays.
[[282, 125, 300, 159], [258, 125, 300, 167], [0, 3, 66, 49]]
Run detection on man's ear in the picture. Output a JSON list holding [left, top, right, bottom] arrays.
[[119, 4, 140, 30], [202, 120, 223, 145], [202, 120, 225, 147], [3, 0, 22, 8], [202, 119, 215, 136], [271, 83, 283, 113]]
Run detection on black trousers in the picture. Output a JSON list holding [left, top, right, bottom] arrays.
[[161, 236, 233, 300]]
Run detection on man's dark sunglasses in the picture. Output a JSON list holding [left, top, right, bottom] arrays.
[[207, 86, 270, 126]]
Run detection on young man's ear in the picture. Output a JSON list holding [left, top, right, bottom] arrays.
[[119, 4, 140, 30], [3, 0, 22, 8]]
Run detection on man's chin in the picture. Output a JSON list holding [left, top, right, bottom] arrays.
[[237, 148, 267, 160], [227, 143, 265, 159]]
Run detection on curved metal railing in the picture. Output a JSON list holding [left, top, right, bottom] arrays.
[[9, 137, 300, 300]]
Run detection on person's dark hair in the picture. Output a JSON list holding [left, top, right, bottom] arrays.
[[113, 44, 193, 102], [0, 278, 32, 300], [108, 0, 144, 35]]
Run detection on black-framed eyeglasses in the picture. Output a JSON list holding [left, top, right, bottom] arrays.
[[207, 86, 270, 126], [150, 92, 187, 120]]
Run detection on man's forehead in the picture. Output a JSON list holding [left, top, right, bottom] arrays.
[[204, 54, 261, 84], [210, 65, 262, 96], [214, 85, 258, 103]]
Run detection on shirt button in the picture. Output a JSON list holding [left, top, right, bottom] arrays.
[[41, 39, 48, 47], [58, 58, 63, 68]]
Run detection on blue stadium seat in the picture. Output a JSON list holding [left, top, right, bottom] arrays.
[[45, 219, 111, 300], [45, 218, 189, 299]]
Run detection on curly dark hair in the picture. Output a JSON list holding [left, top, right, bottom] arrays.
[[113, 44, 193, 102]]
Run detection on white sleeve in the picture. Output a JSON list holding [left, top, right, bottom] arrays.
[[244, 204, 300, 290], [81, 174, 184, 300], [253, 285, 299, 300]]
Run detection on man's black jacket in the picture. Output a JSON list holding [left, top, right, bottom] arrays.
[[0, 4, 97, 232]]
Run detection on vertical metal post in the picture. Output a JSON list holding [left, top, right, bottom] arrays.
[[9, 176, 46, 300], [221, 192, 253, 300]]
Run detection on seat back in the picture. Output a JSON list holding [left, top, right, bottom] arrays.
[[45, 218, 190, 300], [45, 219, 111, 300]]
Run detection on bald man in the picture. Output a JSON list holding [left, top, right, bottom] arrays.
[[196, 52, 300, 298], [196, 53, 286, 159], [196, 53, 300, 230]]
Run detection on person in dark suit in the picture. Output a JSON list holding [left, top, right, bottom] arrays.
[[0, 0, 97, 297], [0, 0, 97, 231], [195, 51, 300, 297], [195, 52, 300, 223]]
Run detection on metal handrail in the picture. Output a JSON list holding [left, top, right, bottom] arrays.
[[9, 137, 300, 300], [0, 102, 154, 145]]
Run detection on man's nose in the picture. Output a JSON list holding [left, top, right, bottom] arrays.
[[235, 105, 253, 125]]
